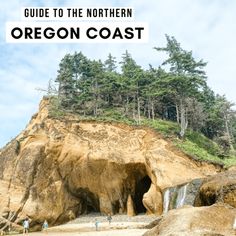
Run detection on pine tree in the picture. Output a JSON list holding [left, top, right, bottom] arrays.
[[104, 53, 117, 72], [120, 51, 144, 123], [56, 54, 75, 110], [154, 35, 207, 137]]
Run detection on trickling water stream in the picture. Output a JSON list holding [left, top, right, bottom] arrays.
[[163, 183, 188, 212], [162, 178, 203, 214], [163, 189, 170, 214], [233, 217, 236, 230], [176, 184, 188, 208]]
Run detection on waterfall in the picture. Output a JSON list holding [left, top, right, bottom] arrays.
[[163, 189, 170, 213], [176, 184, 188, 208], [233, 217, 236, 230], [162, 179, 202, 214]]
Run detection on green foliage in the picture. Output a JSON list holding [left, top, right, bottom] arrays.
[[154, 35, 207, 77], [142, 118, 232, 166], [142, 118, 179, 137], [185, 130, 220, 156], [98, 109, 135, 124], [48, 95, 235, 167], [175, 139, 223, 163], [222, 157, 236, 167], [50, 35, 236, 164], [154, 35, 208, 138], [48, 96, 65, 118], [104, 53, 117, 72], [174, 139, 236, 167]]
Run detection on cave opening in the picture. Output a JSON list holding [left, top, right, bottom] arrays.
[[76, 188, 100, 215], [197, 192, 217, 207], [134, 175, 151, 214], [82, 203, 98, 214]]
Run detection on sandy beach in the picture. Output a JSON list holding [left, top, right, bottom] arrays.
[[13, 229, 147, 236], [11, 214, 153, 236]]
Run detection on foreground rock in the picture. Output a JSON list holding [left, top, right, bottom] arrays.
[[196, 170, 236, 208], [0, 98, 221, 229], [144, 203, 236, 236]]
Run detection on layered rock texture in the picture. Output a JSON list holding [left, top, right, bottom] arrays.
[[0, 98, 224, 229], [197, 170, 236, 208], [144, 203, 236, 236]]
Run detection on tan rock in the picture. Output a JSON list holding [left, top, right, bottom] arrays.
[[0, 98, 221, 229], [144, 203, 236, 236], [197, 170, 236, 208], [143, 184, 162, 215], [127, 194, 135, 216]]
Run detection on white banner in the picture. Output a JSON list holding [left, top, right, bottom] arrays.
[[6, 22, 148, 43]]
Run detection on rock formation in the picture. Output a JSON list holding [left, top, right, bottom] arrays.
[[196, 170, 236, 208], [0, 98, 222, 229], [143, 203, 236, 236], [162, 178, 203, 212]]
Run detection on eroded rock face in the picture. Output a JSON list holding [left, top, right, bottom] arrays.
[[0, 98, 221, 228], [196, 170, 236, 208], [143, 184, 163, 215], [144, 204, 236, 236]]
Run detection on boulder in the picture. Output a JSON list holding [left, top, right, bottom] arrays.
[[197, 170, 236, 207], [144, 203, 236, 236]]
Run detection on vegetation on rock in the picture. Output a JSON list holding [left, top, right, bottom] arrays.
[[47, 35, 236, 166]]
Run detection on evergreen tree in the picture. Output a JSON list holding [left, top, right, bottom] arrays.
[[120, 50, 144, 123], [143, 66, 167, 120], [52, 38, 235, 154], [154, 35, 207, 137], [56, 54, 75, 109], [102, 54, 120, 106], [90, 59, 105, 116], [215, 95, 235, 153], [104, 53, 117, 72], [201, 86, 220, 139]]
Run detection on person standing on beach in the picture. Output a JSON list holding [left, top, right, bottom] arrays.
[[42, 220, 49, 234], [107, 214, 112, 225], [23, 218, 29, 235], [95, 218, 99, 231]]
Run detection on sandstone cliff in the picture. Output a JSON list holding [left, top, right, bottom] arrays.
[[0, 98, 222, 229]]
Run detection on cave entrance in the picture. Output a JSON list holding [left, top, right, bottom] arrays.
[[134, 175, 151, 213], [76, 188, 100, 215]]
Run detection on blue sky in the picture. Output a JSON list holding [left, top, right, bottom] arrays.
[[0, 0, 236, 147]]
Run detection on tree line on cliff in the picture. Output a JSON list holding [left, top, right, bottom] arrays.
[[50, 35, 236, 155]]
